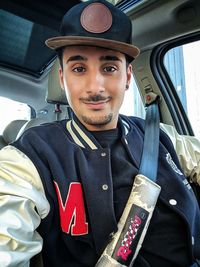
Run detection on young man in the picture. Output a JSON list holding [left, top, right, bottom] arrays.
[[0, 0, 200, 266]]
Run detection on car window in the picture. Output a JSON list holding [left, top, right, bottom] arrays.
[[0, 97, 31, 134], [163, 40, 200, 138], [120, 74, 145, 118]]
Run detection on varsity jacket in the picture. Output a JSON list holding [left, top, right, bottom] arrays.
[[0, 115, 199, 267]]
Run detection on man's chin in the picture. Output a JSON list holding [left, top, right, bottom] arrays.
[[81, 114, 113, 127]]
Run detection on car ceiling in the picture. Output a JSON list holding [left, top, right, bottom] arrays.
[[129, 0, 200, 51]]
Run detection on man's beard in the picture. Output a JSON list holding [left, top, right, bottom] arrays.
[[81, 113, 113, 128], [79, 94, 113, 128]]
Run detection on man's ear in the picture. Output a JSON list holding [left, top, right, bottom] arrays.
[[126, 64, 132, 89], [59, 67, 64, 89]]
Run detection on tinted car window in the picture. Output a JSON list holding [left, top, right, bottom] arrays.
[[0, 9, 57, 77]]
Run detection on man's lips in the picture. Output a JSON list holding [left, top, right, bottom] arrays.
[[80, 95, 112, 110], [83, 99, 110, 109]]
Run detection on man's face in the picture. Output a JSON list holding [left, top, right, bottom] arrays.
[[59, 46, 132, 131]]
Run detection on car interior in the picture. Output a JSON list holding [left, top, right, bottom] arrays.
[[0, 1, 200, 266], [0, 0, 200, 148]]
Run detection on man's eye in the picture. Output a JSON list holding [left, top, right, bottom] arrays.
[[104, 66, 117, 72], [73, 66, 85, 73]]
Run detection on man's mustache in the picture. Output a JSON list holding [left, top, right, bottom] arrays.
[[80, 95, 112, 102]]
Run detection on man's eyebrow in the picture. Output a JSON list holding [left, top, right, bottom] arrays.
[[66, 55, 122, 63], [66, 55, 87, 63], [99, 55, 122, 62]]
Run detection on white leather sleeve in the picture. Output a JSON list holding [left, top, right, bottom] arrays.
[[0, 145, 50, 267], [160, 123, 200, 185]]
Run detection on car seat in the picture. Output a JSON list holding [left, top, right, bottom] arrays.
[[17, 58, 71, 139], [0, 119, 27, 149]]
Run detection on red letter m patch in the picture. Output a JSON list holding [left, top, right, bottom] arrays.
[[54, 181, 88, 235]]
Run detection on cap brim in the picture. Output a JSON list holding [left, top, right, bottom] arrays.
[[45, 36, 140, 59]]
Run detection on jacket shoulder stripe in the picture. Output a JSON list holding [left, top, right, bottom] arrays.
[[72, 120, 97, 150], [121, 119, 130, 135], [66, 121, 85, 148]]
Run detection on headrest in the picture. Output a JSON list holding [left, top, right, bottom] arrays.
[[46, 58, 68, 105], [17, 118, 48, 139], [3, 119, 28, 144]]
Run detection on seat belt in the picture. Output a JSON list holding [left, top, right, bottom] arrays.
[[128, 93, 161, 266], [96, 93, 161, 267], [139, 93, 160, 181]]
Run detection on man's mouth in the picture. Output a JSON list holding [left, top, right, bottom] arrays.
[[80, 95, 112, 110]]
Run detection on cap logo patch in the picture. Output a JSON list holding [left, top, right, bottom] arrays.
[[80, 3, 112, 33]]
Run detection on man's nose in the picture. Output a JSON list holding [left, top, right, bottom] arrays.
[[86, 72, 105, 94]]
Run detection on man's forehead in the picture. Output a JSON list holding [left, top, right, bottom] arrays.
[[63, 45, 125, 60]]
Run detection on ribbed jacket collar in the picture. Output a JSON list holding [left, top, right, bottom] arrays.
[[65, 113, 131, 150]]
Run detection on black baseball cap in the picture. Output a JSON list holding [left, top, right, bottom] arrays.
[[45, 0, 140, 60]]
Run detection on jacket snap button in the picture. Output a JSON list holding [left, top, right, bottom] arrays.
[[169, 199, 177, 206], [101, 152, 106, 157], [102, 184, 108, 190]]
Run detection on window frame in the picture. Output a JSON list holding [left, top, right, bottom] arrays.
[[150, 32, 200, 136]]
